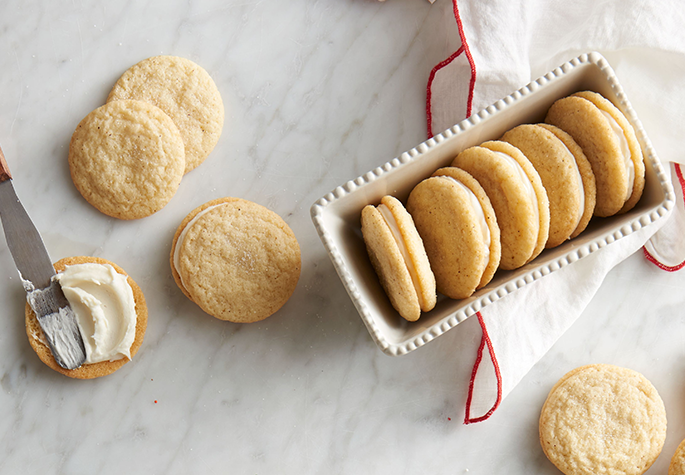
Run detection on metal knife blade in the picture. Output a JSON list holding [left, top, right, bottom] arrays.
[[0, 146, 85, 370]]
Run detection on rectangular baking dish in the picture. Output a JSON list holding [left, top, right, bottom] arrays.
[[310, 52, 675, 356]]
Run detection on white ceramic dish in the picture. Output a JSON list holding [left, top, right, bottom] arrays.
[[310, 52, 675, 356]]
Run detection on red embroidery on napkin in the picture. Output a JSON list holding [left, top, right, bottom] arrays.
[[643, 163, 685, 271], [425, 0, 476, 139], [464, 312, 502, 425]]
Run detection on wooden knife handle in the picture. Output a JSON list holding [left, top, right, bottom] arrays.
[[0, 146, 11, 182]]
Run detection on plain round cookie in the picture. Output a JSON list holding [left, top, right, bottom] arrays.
[[501, 124, 589, 248], [107, 55, 224, 174], [407, 167, 500, 299], [69, 99, 185, 220], [361, 195, 436, 322], [539, 364, 667, 475], [25, 256, 148, 379], [452, 141, 549, 270], [669, 438, 685, 475], [171, 198, 301, 323]]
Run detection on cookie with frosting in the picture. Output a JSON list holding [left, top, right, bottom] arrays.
[[501, 123, 596, 247], [452, 141, 549, 270], [361, 195, 436, 321], [406, 167, 500, 300], [545, 90, 645, 217], [171, 198, 301, 323], [25, 256, 148, 379]]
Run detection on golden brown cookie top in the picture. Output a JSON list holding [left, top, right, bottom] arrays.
[[171, 198, 301, 323], [107, 55, 224, 174], [69, 99, 185, 220], [539, 364, 667, 475]]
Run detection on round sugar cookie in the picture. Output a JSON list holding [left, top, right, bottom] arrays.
[[107, 55, 224, 174], [69, 99, 185, 220], [25, 256, 148, 380], [539, 364, 667, 475], [452, 141, 549, 270], [545, 91, 645, 217], [501, 124, 595, 247], [361, 195, 436, 322], [407, 167, 500, 299], [669, 438, 685, 475], [170, 198, 301, 323]]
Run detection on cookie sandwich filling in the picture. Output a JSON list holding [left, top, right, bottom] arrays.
[[493, 151, 541, 236], [436, 176, 491, 260], [598, 110, 635, 201], [55, 263, 137, 364], [376, 204, 428, 309], [172, 203, 223, 292]]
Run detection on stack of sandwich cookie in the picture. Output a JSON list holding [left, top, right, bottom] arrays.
[[25, 256, 148, 379], [407, 168, 500, 300], [361, 196, 436, 321], [171, 198, 301, 323]]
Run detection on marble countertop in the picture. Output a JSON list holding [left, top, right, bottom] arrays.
[[1, 1, 684, 473]]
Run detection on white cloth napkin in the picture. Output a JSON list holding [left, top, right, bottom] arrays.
[[427, 0, 685, 422]]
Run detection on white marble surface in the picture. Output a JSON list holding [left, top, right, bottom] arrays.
[[1, 1, 684, 473]]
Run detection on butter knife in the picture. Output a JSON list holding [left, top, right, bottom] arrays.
[[0, 145, 85, 370]]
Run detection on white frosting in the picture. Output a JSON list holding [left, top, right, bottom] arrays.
[[493, 151, 540, 236], [437, 176, 491, 259], [377, 204, 426, 309], [600, 109, 635, 201], [172, 203, 224, 292], [556, 140, 585, 230], [55, 263, 137, 364]]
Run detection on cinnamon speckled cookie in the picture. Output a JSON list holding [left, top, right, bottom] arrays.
[[361, 195, 436, 321], [452, 141, 549, 270], [171, 198, 301, 323], [407, 167, 500, 299], [501, 124, 596, 247], [69, 99, 185, 220], [545, 91, 645, 217], [107, 55, 224, 174], [25, 256, 148, 380], [539, 364, 667, 475]]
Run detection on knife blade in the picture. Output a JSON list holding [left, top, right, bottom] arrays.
[[0, 145, 85, 370]]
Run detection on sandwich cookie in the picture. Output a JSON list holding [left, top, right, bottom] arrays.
[[501, 123, 596, 247], [539, 364, 667, 475], [452, 141, 549, 270], [171, 198, 301, 323], [107, 55, 224, 174], [25, 256, 148, 379], [545, 90, 645, 217], [361, 195, 436, 321], [406, 167, 500, 300], [69, 99, 185, 220]]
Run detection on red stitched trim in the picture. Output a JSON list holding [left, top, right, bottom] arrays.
[[453, 0, 476, 118], [425, 0, 477, 139], [426, 46, 464, 139], [643, 163, 685, 272], [464, 312, 503, 424]]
